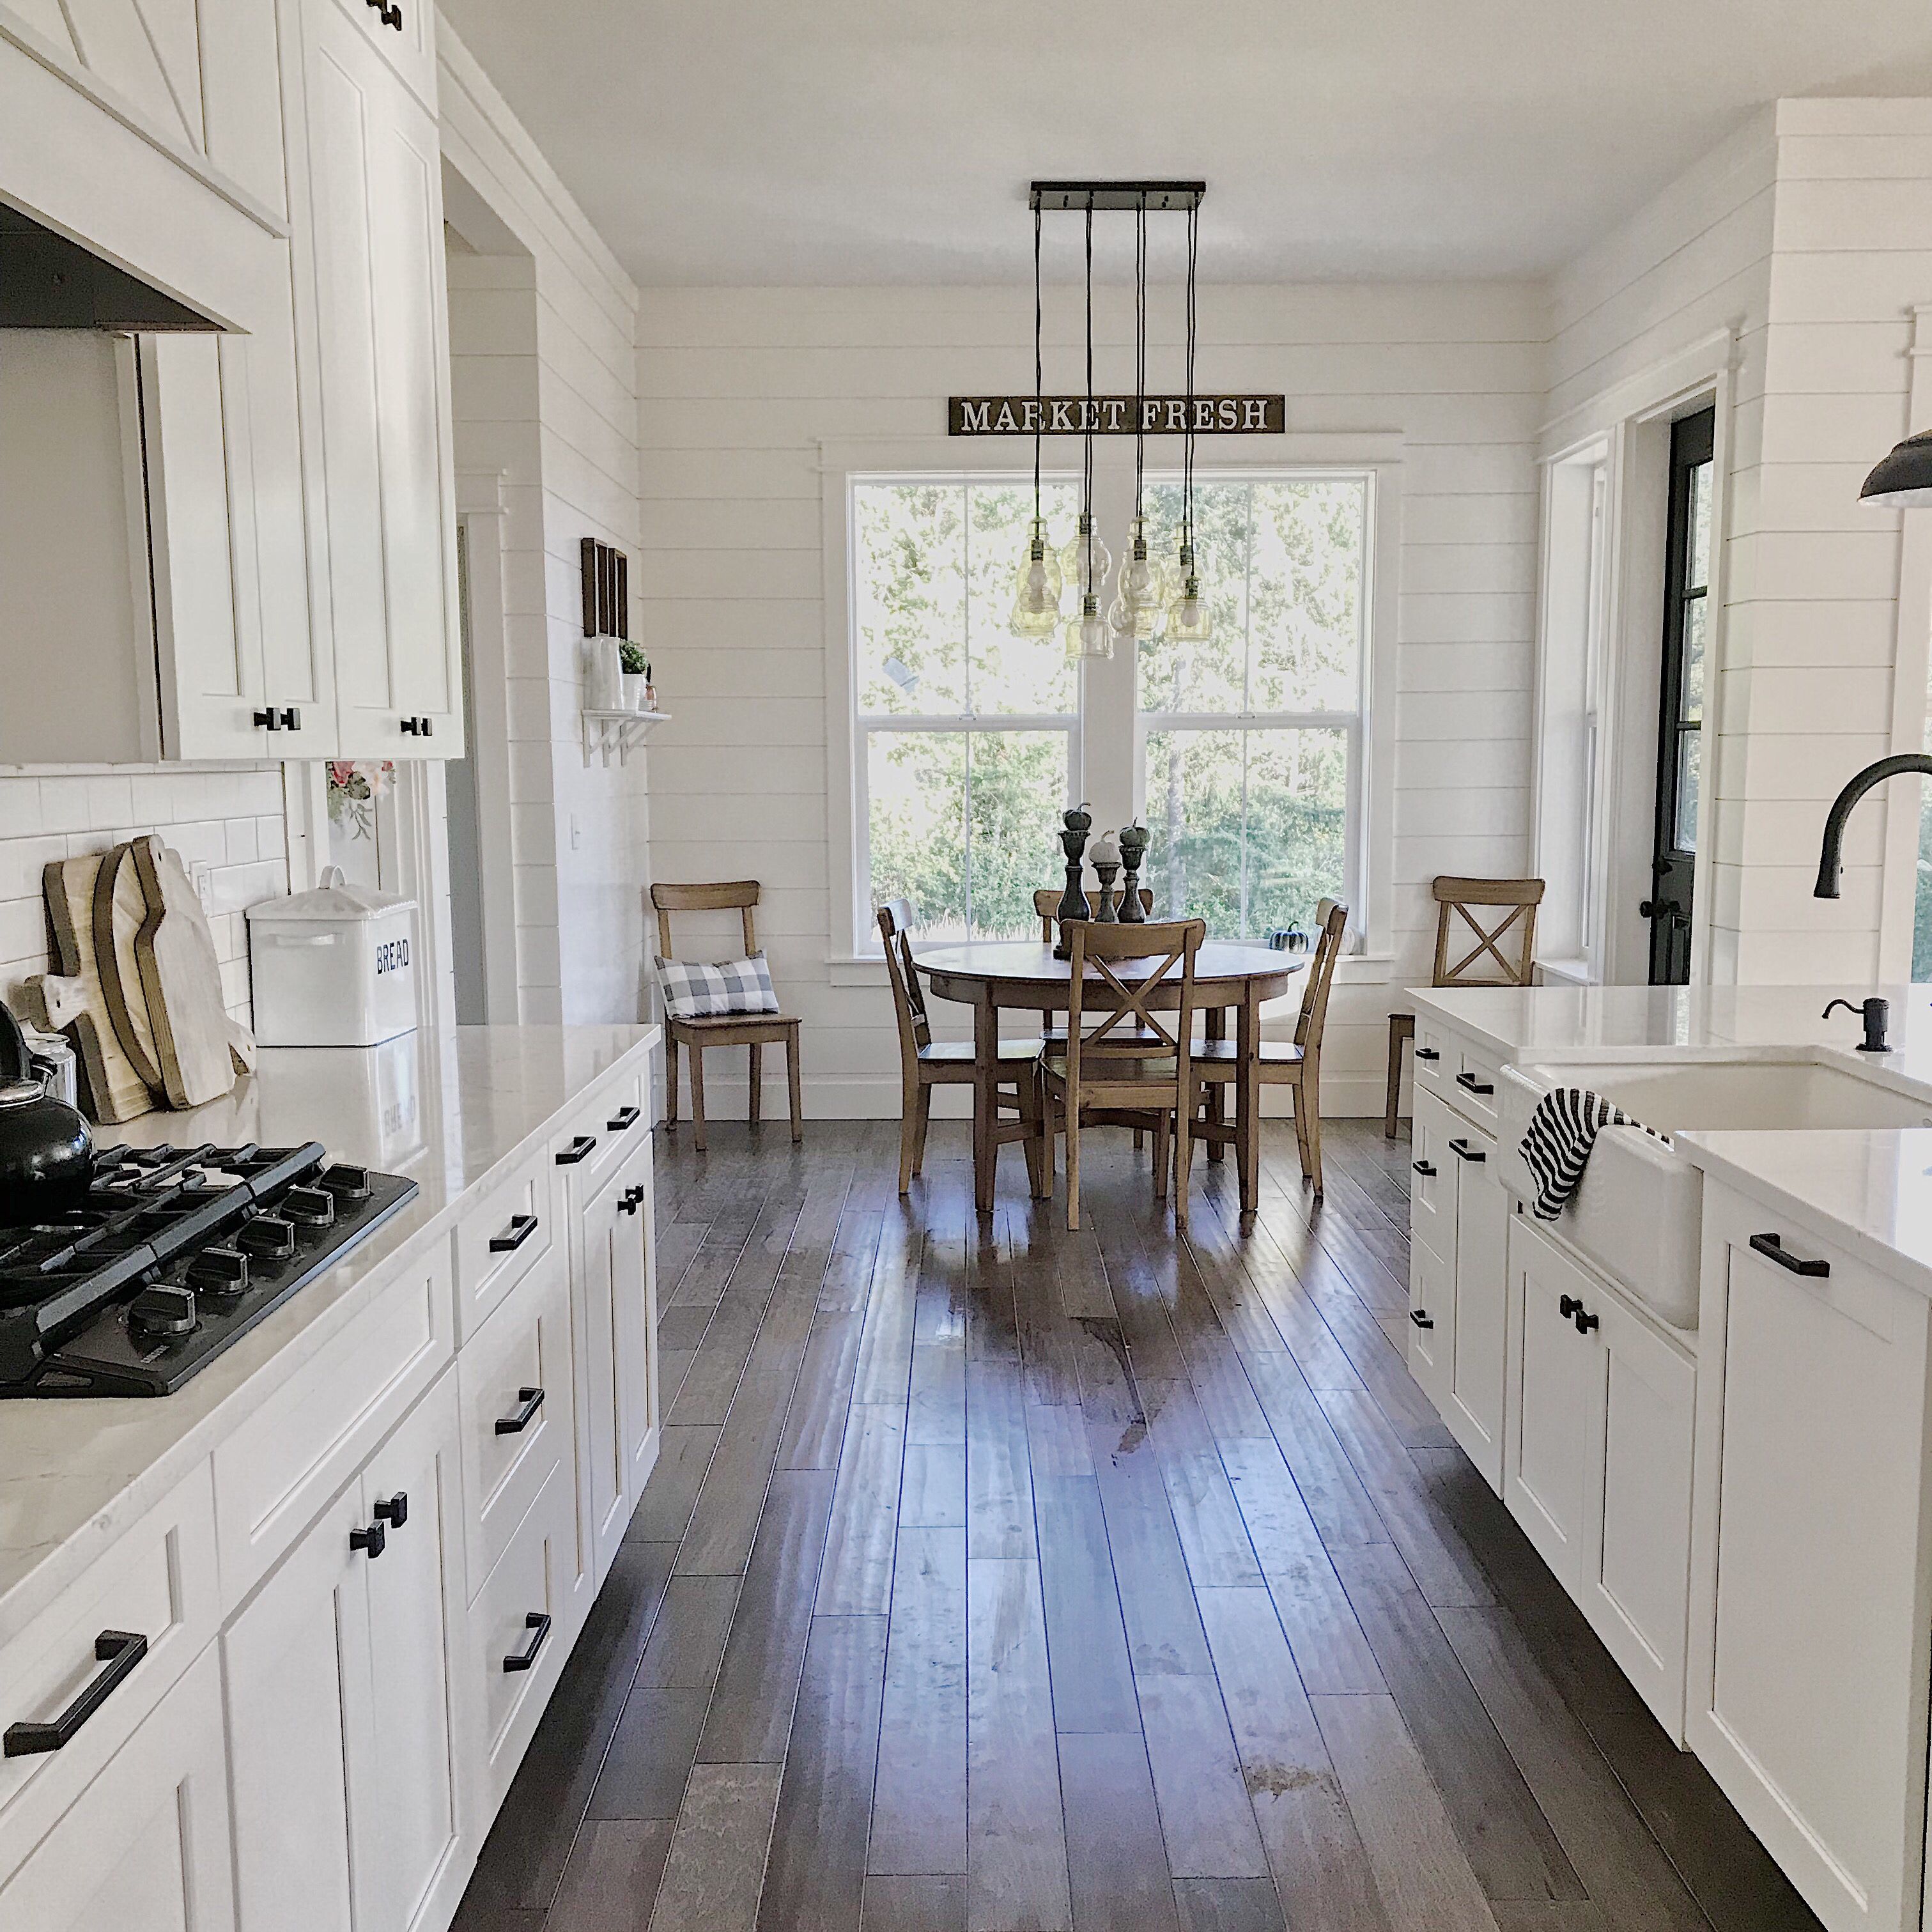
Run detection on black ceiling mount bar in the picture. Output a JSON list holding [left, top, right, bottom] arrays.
[[1030, 181, 1207, 214]]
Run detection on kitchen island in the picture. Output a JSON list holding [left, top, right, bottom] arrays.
[[0, 1023, 660, 1932]]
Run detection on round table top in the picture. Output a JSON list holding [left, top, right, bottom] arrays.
[[916, 939, 1302, 1009]]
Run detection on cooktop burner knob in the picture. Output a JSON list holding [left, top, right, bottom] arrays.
[[238, 1216, 297, 1260], [282, 1186, 337, 1229], [130, 1284, 197, 1339], [185, 1246, 249, 1295], [320, 1163, 371, 1202]]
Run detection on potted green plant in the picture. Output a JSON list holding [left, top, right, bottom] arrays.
[[619, 640, 649, 713]]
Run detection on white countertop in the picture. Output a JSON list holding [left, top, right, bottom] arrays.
[[0, 1022, 658, 1649]]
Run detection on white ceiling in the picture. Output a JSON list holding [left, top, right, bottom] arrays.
[[437, 0, 1932, 286]]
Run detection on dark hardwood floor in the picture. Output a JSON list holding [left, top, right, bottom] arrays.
[[452, 1117, 1825, 1932]]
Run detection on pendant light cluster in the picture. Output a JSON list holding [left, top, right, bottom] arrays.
[[1009, 182, 1210, 659]]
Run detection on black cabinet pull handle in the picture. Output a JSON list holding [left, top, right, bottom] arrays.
[[1409, 1309, 1434, 1330], [373, 1492, 408, 1529], [1448, 1138, 1485, 1163], [495, 1386, 545, 1435], [350, 1520, 386, 1559], [253, 708, 281, 731], [607, 1105, 641, 1131], [1455, 1070, 1494, 1096], [3, 1631, 147, 1758], [490, 1213, 539, 1253], [618, 1185, 645, 1216], [1559, 1294, 1581, 1319], [1749, 1232, 1830, 1279], [503, 1611, 552, 1673], [1414, 1046, 1440, 1062], [1412, 1159, 1436, 1177], [1573, 1306, 1600, 1335], [556, 1135, 597, 1166]]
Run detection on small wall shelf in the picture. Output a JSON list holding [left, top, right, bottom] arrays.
[[582, 709, 669, 767]]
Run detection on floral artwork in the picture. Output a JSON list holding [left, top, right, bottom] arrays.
[[326, 760, 394, 842]]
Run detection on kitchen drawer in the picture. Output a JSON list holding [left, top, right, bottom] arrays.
[[1412, 1015, 1450, 1101], [0, 1463, 217, 1878], [1409, 1086, 1459, 1261], [1452, 1044, 1503, 1134], [453, 1147, 555, 1342], [459, 1246, 574, 1598], [552, 1065, 650, 1196], [472, 1455, 574, 1815], [213, 1244, 454, 1610]]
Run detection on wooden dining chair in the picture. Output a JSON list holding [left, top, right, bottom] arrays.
[[1191, 899, 1349, 1196], [878, 900, 1047, 1196], [1041, 918, 1205, 1230], [651, 879, 802, 1152], [1384, 876, 1544, 1136]]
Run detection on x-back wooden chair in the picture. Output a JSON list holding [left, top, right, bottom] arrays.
[[652, 879, 802, 1152], [1192, 899, 1349, 1196], [1384, 875, 1543, 1135], [878, 900, 1046, 1196], [1042, 918, 1205, 1230]]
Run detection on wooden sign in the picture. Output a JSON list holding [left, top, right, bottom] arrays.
[[581, 537, 628, 638], [950, 394, 1285, 437]]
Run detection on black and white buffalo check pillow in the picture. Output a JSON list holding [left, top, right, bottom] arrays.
[[654, 952, 781, 1021]]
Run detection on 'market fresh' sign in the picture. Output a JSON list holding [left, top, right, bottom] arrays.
[[948, 395, 1286, 436]]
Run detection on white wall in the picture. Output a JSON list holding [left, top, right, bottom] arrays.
[[437, 15, 651, 1031], [636, 282, 1548, 1116]]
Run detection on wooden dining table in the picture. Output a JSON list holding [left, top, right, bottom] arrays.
[[916, 940, 1306, 1221]]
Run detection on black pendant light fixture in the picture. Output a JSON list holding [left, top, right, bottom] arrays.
[[1066, 200, 1111, 660], [1860, 429, 1932, 507], [1009, 198, 1063, 635]]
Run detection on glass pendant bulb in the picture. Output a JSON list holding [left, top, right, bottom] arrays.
[[1009, 518, 1063, 636], [1064, 591, 1111, 661], [1058, 514, 1111, 598], [1120, 516, 1170, 608], [1167, 557, 1212, 643]]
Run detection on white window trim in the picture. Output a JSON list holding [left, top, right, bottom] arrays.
[[822, 433, 1403, 979]]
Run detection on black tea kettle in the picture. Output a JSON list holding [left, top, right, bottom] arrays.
[[0, 998, 93, 1225]]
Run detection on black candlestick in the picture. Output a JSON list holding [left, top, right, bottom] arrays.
[[1118, 824, 1149, 923], [1092, 860, 1120, 922], [1054, 813, 1090, 959]]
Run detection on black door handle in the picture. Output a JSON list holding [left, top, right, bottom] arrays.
[[607, 1106, 641, 1131], [1449, 1138, 1485, 1163], [489, 1213, 539, 1253], [556, 1135, 597, 1166], [1414, 1047, 1441, 1062], [350, 1520, 386, 1559], [618, 1186, 645, 1216], [3, 1631, 148, 1758], [1455, 1071, 1494, 1097], [1409, 1309, 1434, 1330], [1412, 1159, 1436, 1177], [503, 1611, 552, 1673], [373, 1492, 408, 1529], [495, 1386, 545, 1435], [1749, 1232, 1830, 1279]]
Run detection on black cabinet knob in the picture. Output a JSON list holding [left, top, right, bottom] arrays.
[[279, 707, 301, 731], [373, 1492, 408, 1529], [252, 708, 281, 731], [617, 1186, 645, 1216], [1573, 1307, 1600, 1336], [399, 716, 421, 736], [1558, 1294, 1581, 1319], [350, 1520, 386, 1559]]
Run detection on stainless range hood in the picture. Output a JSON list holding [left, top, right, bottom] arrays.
[[0, 206, 219, 330]]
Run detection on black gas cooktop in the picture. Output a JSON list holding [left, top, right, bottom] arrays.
[[0, 1143, 416, 1396]]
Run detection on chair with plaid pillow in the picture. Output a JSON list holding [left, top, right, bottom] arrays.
[[651, 879, 802, 1151]]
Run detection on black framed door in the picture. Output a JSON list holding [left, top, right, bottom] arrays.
[[1644, 406, 1713, 985]]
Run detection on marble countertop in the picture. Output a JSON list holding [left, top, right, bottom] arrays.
[[0, 1022, 658, 1650]]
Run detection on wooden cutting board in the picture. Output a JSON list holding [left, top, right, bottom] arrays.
[[93, 840, 165, 1092], [130, 837, 238, 1109], [40, 851, 159, 1124]]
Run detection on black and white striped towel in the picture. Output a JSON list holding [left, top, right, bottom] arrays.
[[1518, 1088, 1665, 1221]]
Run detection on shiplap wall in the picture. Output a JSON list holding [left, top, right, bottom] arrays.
[[0, 765, 286, 1027], [636, 282, 1548, 1117], [437, 16, 651, 1031], [1547, 100, 1932, 987]]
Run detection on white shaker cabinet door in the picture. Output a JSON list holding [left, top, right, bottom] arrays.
[[297, 0, 462, 760], [618, 1140, 661, 1507], [1444, 1124, 1508, 1493], [0, 1646, 235, 1932]]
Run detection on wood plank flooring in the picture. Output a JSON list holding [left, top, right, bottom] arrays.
[[452, 1117, 1825, 1932]]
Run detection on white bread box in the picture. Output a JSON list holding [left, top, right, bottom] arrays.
[[247, 868, 419, 1047]]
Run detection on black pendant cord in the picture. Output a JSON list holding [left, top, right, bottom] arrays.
[[1182, 199, 1199, 557], [1032, 199, 1043, 527], [1083, 199, 1095, 598], [1132, 198, 1147, 523]]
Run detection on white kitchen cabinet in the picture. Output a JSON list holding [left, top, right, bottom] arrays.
[[1405, 1089, 1507, 1489], [323, 0, 438, 112], [0, 1646, 235, 1932], [225, 1370, 466, 1932], [1687, 1184, 1932, 1932], [291, 0, 464, 760]]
